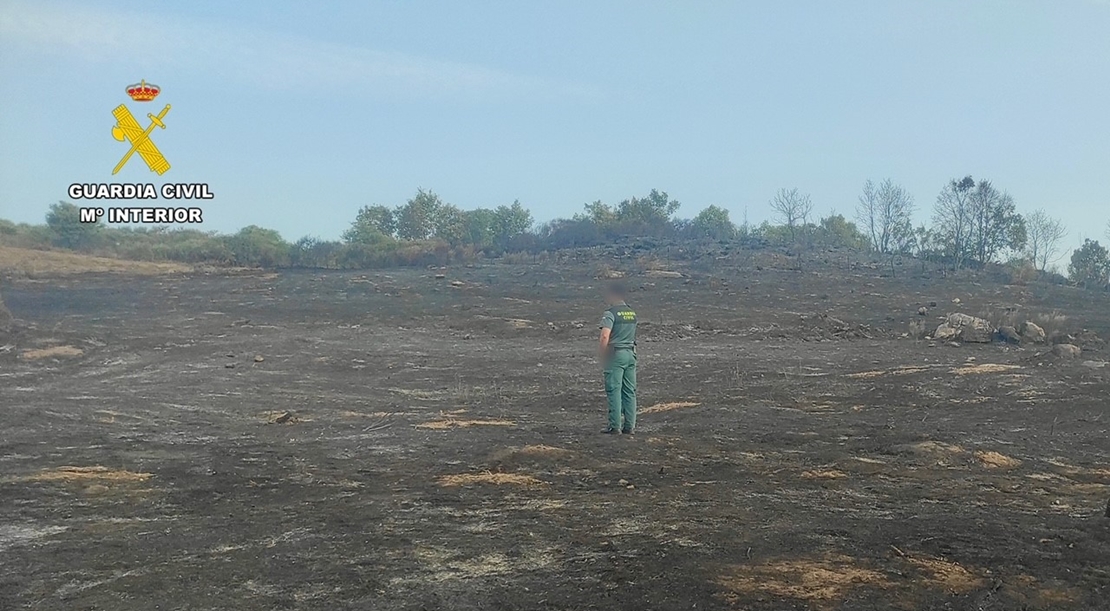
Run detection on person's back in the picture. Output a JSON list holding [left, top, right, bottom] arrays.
[[598, 283, 637, 435]]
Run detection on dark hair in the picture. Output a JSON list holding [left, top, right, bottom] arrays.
[[606, 281, 627, 297]]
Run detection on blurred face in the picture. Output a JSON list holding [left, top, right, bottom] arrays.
[[604, 290, 622, 305]]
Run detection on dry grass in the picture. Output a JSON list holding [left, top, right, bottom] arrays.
[[20, 345, 84, 360], [848, 366, 931, 379], [640, 401, 700, 414], [801, 469, 848, 479], [490, 445, 575, 461], [24, 466, 152, 483], [437, 472, 544, 487], [950, 363, 1022, 375], [905, 555, 984, 593], [716, 555, 889, 607], [975, 450, 1022, 469], [0, 246, 190, 275], [417, 418, 515, 430]]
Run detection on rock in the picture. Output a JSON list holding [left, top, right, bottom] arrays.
[[225, 363, 236, 369], [1081, 360, 1108, 369], [271, 411, 293, 424], [917, 306, 929, 316], [253, 355, 265, 362], [997, 326, 1021, 344], [945, 313, 994, 343], [1052, 344, 1081, 359], [645, 270, 683, 279], [450, 280, 464, 287], [928, 301, 938, 308], [434, 273, 446, 279], [1020, 321, 1046, 344], [952, 298, 962, 304], [933, 323, 958, 341]]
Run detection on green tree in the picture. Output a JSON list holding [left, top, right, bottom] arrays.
[[492, 200, 533, 245], [395, 189, 444, 240], [463, 208, 499, 247], [578, 200, 617, 227], [343, 205, 396, 244], [615, 189, 681, 231], [815, 213, 867, 249], [1068, 239, 1109, 289], [432, 203, 468, 246], [46, 201, 103, 249], [225, 225, 290, 267], [690, 205, 736, 239]]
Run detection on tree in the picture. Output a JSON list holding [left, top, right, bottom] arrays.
[[492, 200, 533, 246], [769, 188, 813, 243], [690, 205, 736, 240], [967, 180, 1025, 266], [46, 201, 103, 249], [225, 226, 290, 267], [812, 213, 866, 249], [856, 179, 915, 254], [617, 189, 681, 223], [1023, 210, 1067, 271], [343, 205, 396, 244], [395, 189, 444, 240], [432, 203, 468, 246], [1068, 239, 1109, 289], [932, 176, 976, 269]]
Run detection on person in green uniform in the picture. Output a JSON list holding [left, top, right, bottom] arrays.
[[598, 282, 637, 435]]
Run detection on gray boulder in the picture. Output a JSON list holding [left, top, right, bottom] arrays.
[[1021, 321, 1046, 344], [1052, 343, 1081, 359]]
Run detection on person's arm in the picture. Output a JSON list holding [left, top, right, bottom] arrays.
[[598, 327, 611, 359]]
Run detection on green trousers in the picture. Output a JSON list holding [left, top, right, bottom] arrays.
[[603, 349, 637, 432]]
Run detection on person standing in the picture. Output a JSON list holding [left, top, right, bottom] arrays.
[[598, 282, 637, 435]]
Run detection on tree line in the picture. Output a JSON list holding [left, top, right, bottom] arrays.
[[1, 179, 1108, 290]]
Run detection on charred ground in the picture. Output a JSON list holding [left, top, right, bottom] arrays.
[[1, 248, 1108, 610]]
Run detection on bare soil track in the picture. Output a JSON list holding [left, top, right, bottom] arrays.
[[1, 254, 1109, 610]]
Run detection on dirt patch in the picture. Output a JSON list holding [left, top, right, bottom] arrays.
[[847, 366, 931, 379], [490, 445, 575, 461], [640, 401, 700, 414], [950, 363, 1022, 375], [716, 554, 889, 608], [20, 345, 84, 360], [975, 450, 1022, 469], [437, 472, 545, 487], [23, 466, 152, 484], [262, 411, 307, 424], [801, 469, 848, 479], [904, 555, 984, 593]]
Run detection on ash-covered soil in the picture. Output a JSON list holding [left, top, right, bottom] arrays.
[[1, 254, 1108, 610]]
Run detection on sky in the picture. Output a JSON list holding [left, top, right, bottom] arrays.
[[1, 0, 1108, 258]]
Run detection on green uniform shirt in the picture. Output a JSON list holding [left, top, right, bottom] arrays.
[[600, 302, 637, 349]]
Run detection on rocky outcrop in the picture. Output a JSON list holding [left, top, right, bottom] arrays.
[[935, 313, 994, 343], [1020, 321, 1046, 344]]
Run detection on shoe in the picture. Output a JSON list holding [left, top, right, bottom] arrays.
[[601, 428, 621, 435]]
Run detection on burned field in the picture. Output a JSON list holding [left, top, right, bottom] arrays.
[[1, 253, 1109, 610]]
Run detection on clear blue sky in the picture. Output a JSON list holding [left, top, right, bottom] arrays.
[[1, 0, 1108, 257]]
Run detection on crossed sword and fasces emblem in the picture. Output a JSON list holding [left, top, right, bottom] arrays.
[[111, 104, 171, 175]]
